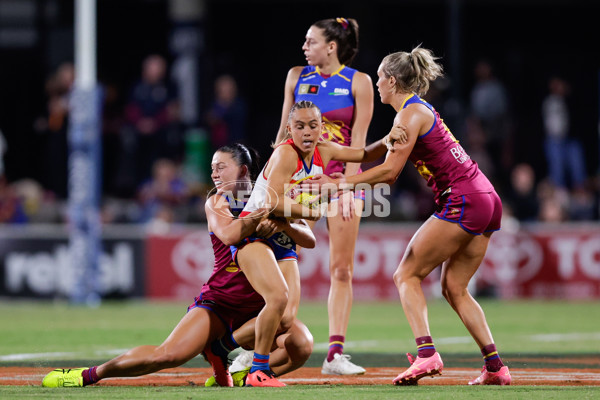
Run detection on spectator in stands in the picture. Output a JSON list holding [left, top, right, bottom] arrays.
[[468, 59, 513, 187], [124, 55, 180, 184], [536, 179, 568, 222], [137, 158, 188, 229], [568, 186, 596, 221], [0, 175, 27, 224], [506, 163, 538, 222], [542, 76, 586, 190], [205, 74, 248, 150], [101, 82, 125, 196], [35, 62, 74, 199]]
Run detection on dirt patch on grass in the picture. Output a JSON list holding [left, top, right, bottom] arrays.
[[3, 364, 600, 387]]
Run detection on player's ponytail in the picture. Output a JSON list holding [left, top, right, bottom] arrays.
[[381, 45, 444, 97], [313, 17, 359, 66], [216, 142, 261, 181]]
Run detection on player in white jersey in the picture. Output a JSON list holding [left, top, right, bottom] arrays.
[[232, 100, 401, 384]]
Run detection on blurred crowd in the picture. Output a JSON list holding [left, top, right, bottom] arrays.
[[0, 55, 599, 228]]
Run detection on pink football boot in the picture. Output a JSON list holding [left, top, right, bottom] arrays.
[[393, 352, 443, 386], [468, 365, 511, 385]]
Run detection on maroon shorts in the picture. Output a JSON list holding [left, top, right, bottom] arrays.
[[187, 293, 264, 333], [433, 190, 502, 235]]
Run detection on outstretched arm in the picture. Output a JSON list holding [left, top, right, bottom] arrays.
[[311, 110, 423, 189], [319, 126, 401, 166]]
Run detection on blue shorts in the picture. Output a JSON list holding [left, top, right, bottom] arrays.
[[230, 232, 298, 264]]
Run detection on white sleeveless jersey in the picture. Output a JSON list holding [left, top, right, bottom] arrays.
[[240, 139, 325, 217]]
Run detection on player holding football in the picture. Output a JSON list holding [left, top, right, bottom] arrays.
[[41, 143, 315, 389], [304, 46, 511, 386], [228, 99, 396, 383]]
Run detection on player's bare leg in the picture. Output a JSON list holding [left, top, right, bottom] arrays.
[[98, 307, 224, 378], [392, 217, 471, 385], [441, 232, 510, 385], [237, 242, 288, 356], [393, 217, 471, 337], [270, 319, 313, 375], [322, 198, 365, 375], [440, 232, 494, 347]]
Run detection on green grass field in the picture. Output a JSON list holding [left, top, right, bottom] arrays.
[[1, 299, 599, 398]]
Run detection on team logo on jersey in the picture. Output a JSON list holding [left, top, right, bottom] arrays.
[[298, 84, 319, 95], [329, 88, 350, 96]]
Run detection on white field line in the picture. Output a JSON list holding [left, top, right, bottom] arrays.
[[315, 332, 600, 351], [0, 348, 129, 362], [3, 332, 600, 362], [529, 332, 600, 342]]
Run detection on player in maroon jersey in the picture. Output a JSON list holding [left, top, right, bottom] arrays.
[[41, 143, 314, 389], [305, 46, 511, 386]]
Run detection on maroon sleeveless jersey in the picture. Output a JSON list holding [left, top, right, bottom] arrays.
[[403, 94, 494, 202]]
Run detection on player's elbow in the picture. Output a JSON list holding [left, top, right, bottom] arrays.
[[381, 159, 404, 185], [299, 236, 316, 249], [216, 231, 243, 246], [381, 169, 400, 186], [219, 236, 237, 247]]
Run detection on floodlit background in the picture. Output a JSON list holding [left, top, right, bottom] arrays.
[[0, 0, 598, 302]]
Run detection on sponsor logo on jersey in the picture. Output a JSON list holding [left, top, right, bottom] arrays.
[[299, 84, 319, 95], [321, 81, 327, 88], [329, 88, 350, 96], [450, 145, 470, 164]]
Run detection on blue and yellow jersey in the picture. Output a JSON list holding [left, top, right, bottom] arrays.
[[294, 65, 357, 147]]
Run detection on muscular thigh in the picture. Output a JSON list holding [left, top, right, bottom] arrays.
[[160, 307, 225, 358], [278, 260, 301, 312], [399, 216, 473, 279], [327, 198, 363, 266], [238, 242, 288, 295], [440, 232, 492, 289]]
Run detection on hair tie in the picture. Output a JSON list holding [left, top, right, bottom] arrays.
[[336, 17, 349, 30]]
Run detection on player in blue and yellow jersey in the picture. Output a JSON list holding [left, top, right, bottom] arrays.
[[273, 17, 374, 376]]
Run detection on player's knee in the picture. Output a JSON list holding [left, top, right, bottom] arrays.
[[265, 289, 289, 315], [295, 335, 314, 364], [279, 313, 294, 333], [392, 267, 407, 288], [331, 263, 353, 283], [287, 330, 314, 365], [393, 263, 425, 289], [441, 279, 467, 301]]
